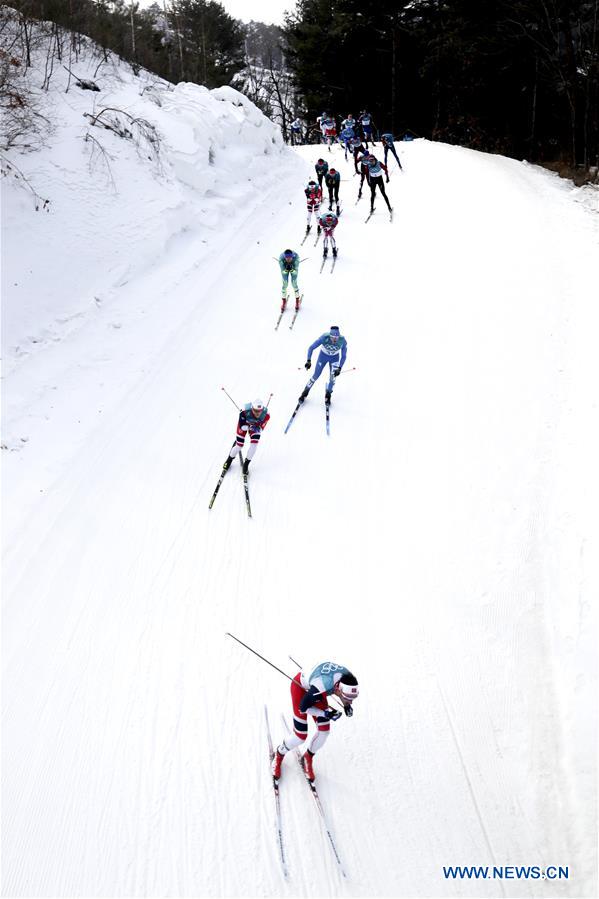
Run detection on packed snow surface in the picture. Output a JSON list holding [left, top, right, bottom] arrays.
[[2, 40, 598, 899]]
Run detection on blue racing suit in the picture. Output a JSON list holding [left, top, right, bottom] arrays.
[[305, 331, 347, 395], [381, 132, 402, 169]]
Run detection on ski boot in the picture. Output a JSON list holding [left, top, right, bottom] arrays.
[[302, 750, 315, 782], [305, 224, 311, 235], [223, 455, 233, 472], [323, 247, 328, 258], [332, 247, 337, 257], [336, 205, 340, 215], [281, 296, 287, 313], [328, 202, 333, 211], [242, 458, 251, 476], [325, 390, 332, 405], [298, 387, 310, 404], [272, 747, 285, 780], [317, 225, 321, 235], [295, 294, 302, 312]]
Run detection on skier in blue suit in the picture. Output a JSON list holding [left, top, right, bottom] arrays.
[[381, 132, 403, 169], [299, 325, 347, 406]]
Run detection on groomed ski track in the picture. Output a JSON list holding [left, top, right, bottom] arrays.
[[3, 139, 597, 897]]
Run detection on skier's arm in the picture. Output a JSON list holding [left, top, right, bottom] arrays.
[[306, 336, 323, 362], [299, 685, 325, 713], [339, 341, 347, 369], [380, 162, 388, 176]]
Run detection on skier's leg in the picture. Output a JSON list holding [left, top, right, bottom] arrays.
[[307, 723, 330, 754], [281, 270, 289, 301], [276, 675, 309, 759], [229, 424, 247, 460], [370, 177, 377, 211], [392, 145, 402, 169], [245, 429, 261, 461], [380, 178, 392, 210], [291, 270, 299, 300]]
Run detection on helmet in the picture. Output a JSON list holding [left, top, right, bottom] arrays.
[[251, 399, 265, 414], [335, 672, 359, 702], [283, 249, 294, 258], [330, 325, 340, 342], [308, 179, 316, 184]]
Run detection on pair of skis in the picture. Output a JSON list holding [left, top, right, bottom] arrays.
[[208, 451, 251, 517], [319, 252, 338, 275], [264, 706, 346, 880], [284, 396, 332, 436], [365, 206, 393, 223], [275, 294, 303, 331]]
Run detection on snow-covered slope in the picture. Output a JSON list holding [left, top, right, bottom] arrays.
[[2, 35, 598, 899]]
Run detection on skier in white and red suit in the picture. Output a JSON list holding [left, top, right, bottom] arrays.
[[272, 662, 359, 782], [304, 179, 322, 234], [221, 400, 270, 476]]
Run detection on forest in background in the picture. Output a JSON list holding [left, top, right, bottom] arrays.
[[1, 0, 598, 174]]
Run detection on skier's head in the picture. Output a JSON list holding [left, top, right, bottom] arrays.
[[329, 325, 340, 343], [308, 179, 316, 185], [368, 154, 376, 162], [334, 672, 359, 703], [317, 158, 325, 165], [283, 249, 294, 260], [251, 399, 265, 415], [329, 168, 337, 175]]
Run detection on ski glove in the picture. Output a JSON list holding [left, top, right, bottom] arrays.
[[321, 708, 342, 721], [305, 360, 312, 370], [344, 704, 353, 717], [333, 367, 341, 377]]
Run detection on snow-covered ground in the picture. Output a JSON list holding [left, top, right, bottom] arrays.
[[2, 34, 598, 899]]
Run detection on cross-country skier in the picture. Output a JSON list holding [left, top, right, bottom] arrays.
[[381, 132, 403, 170], [324, 167, 341, 213], [304, 179, 323, 234], [339, 125, 355, 159], [317, 210, 339, 259], [272, 662, 359, 782], [278, 249, 301, 312], [341, 113, 356, 133], [290, 117, 303, 145], [298, 325, 347, 406], [350, 136, 366, 173], [322, 114, 337, 150], [315, 157, 329, 188], [221, 400, 270, 476], [359, 110, 376, 146], [366, 153, 392, 214], [356, 146, 371, 199]]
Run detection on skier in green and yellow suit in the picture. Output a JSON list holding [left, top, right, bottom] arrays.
[[278, 249, 301, 313]]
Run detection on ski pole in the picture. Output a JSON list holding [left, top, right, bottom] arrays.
[[338, 366, 357, 376], [221, 386, 240, 409], [226, 633, 294, 683]]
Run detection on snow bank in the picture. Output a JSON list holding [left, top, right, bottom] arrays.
[[1, 25, 291, 377]]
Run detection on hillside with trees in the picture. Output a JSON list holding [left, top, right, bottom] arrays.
[[2, 0, 598, 174]]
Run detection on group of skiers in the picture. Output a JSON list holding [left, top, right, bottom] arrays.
[[213, 115, 412, 782]]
